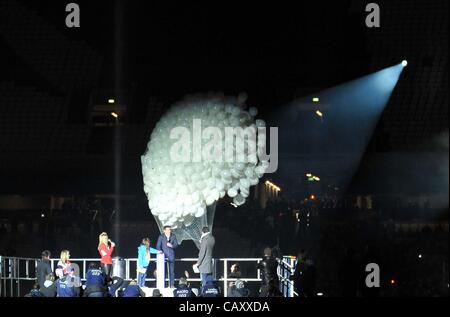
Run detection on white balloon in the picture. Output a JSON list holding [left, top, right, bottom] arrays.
[[241, 189, 249, 198], [233, 194, 245, 206], [142, 94, 268, 229], [249, 107, 258, 117], [249, 177, 259, 186], [220, 170, 231, 180], [240, 178, 250, 188], [255, 119, 266, 128], [215, 179, 225, 191], [227, 188, 238, 197], [206, 177, 216, 189]]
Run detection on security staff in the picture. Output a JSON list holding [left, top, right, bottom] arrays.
[[199, 275, 220, 297], [56, 275, 81, 297], [84, 262, 107, 297], [122, 280, 146, 297], [173, 277, 196, 297]]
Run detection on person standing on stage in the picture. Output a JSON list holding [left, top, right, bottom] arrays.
[[137, 237, 159, 287], [36, 250, 52, 288], [256, 247, 281, 297], [98, 232, 115, 277], [55, 250, 71, 279], [156, 225, 178, 288], [193, 226, 215, 287]]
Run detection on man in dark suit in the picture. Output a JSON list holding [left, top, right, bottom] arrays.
[[156, 225, 178, 287], [194, 226, 215, 287]]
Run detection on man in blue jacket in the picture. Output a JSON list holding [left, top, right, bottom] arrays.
[[137, 237, 159, 287], [56, 263, 81, 297], [56, 275, 81, 297], [84, 262, 107, 297], [199, 275, 221, 297], [122, 279, 146, 297], [173, 277, 196, 297], [156, 225, 178, 288]]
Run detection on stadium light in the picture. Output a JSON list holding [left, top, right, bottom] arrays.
[[401, 60, 408, 67], [265, 180, 281, 192], [312, 97, 320, 103], [108, 99, 115, 104], [111, 112, 119, 118], [315, 110, 323, 117]]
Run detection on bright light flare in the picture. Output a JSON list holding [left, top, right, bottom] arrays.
[[265, 180, 281, 192]]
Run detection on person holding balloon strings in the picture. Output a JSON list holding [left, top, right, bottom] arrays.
[[156, 225, 179, 288]]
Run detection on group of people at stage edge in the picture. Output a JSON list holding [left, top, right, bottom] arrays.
[[26, 227, 288, 297], [26, 227, 220, 297], [27, 232, 141, 297]]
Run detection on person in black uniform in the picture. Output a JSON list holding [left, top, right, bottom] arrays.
[[256, 247, 281, 297], [173, 277, 196, 297], [292, 249, 317, 297], [199, 275, 220, 297], [107, 276, 125, 297], [24, 283, 43, 297]]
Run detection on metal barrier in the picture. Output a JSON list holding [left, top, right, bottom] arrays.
[[0, 256, 39, 297], [0, 255, 296, 297]]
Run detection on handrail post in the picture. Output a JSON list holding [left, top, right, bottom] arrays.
[[16, 258, 20, 297], [223, 259, 227, 297], [0, 256, 2, 298], [10, 258, 13, 297]]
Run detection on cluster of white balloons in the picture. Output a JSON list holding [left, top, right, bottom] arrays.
[[142, 93, 269, 229]]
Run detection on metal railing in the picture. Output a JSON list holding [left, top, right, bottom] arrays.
[[0, 255, 296, 297]]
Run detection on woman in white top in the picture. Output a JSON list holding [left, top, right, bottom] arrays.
[[55, 250, 71, 278]]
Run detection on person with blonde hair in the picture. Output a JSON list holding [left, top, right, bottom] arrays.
[[55, 250, 71, 278], [98, 232, 115, 277]]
